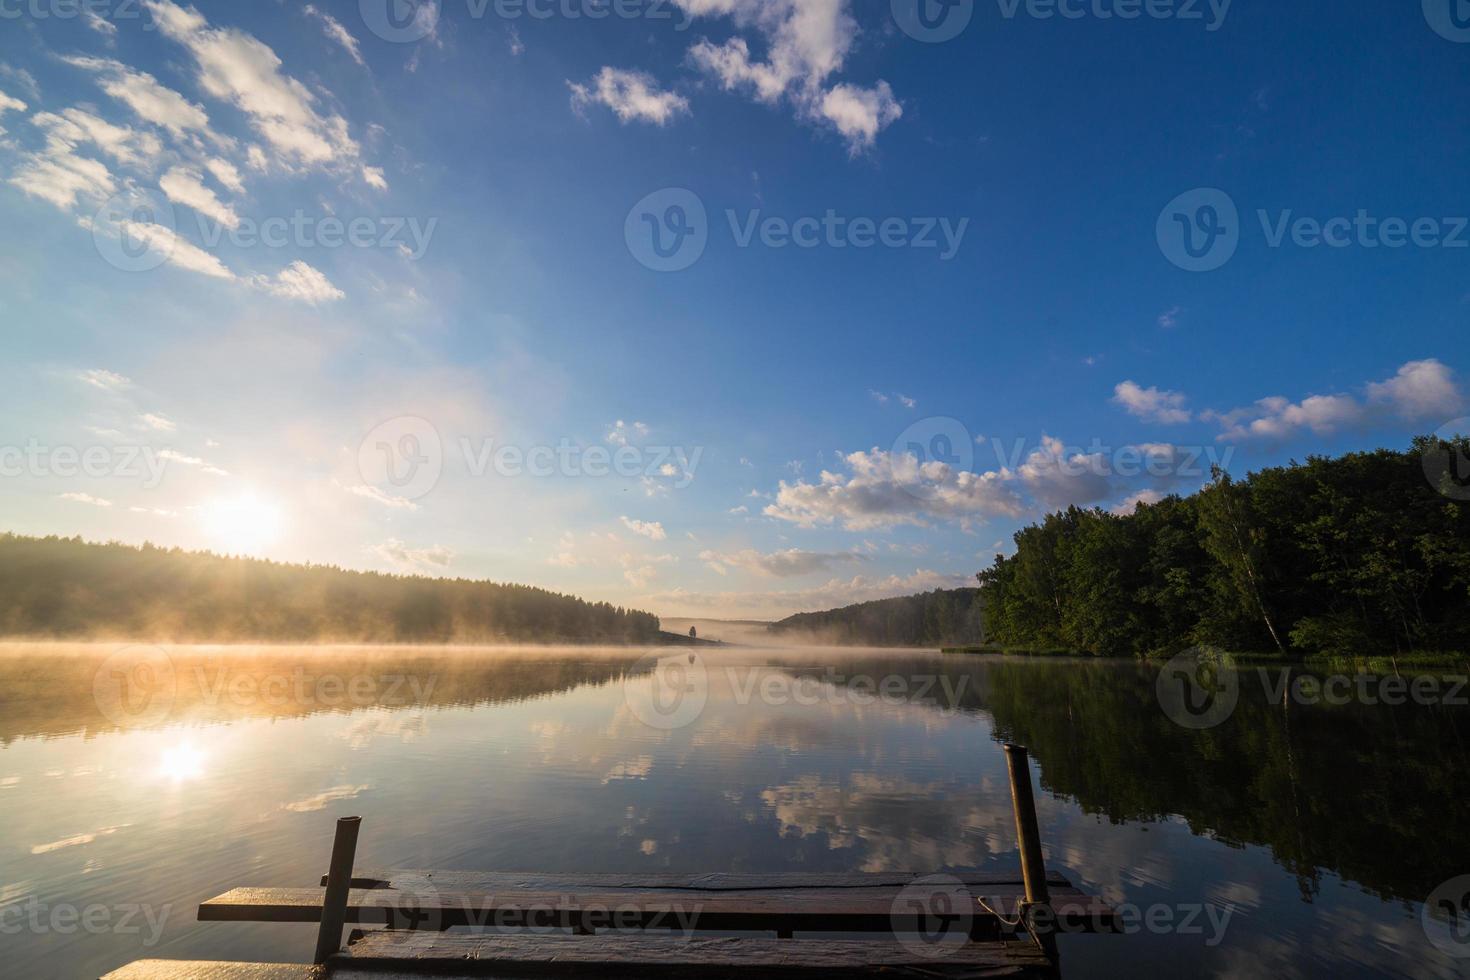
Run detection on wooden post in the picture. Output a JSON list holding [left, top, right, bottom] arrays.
[[314, 816, 361, 965], [1004, 744, 1057, 966], [1003, 744, 1048, 906]]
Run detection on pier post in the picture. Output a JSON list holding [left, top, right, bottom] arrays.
[[1003, 744, 1049, 907], [1004, 744, 1057, 965], [314, 816, 362, 965]]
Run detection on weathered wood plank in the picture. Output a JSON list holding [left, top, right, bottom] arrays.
[[101, 961, 323, 980], [332, 931, 1052, 978], [320, 869, 1070, 891], [201, 885, 1114, 935]]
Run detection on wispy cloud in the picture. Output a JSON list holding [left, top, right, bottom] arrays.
[[569, 68, 689, 126], [620, 516, 667, 541], [59, 492, 113, 508], [304, 4, 367, 67]]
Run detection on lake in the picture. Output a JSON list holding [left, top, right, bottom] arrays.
[[0, 643, 1466, 978]]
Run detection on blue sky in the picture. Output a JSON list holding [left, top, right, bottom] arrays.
[[0, 0, 1466, 619]]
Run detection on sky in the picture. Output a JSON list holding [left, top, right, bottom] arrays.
[[0, 0, 1467, 621]]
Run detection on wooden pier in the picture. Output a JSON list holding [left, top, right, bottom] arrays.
[[103, 745, 1117, 979]]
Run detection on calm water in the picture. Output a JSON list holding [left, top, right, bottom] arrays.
[[0, 643, 1467, 979]]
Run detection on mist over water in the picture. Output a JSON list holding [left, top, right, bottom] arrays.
[[0, 643, 1464, 978]]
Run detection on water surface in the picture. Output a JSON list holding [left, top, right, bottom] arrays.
[[0, 643, 1465, 978]]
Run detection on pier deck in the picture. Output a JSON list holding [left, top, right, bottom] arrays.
[[102, 745, 1117, 979]]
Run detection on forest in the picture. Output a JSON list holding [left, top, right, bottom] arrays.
[[768, 588, 986, 647], [0, 534, 662, 644], [978, 437, 1470, 658]]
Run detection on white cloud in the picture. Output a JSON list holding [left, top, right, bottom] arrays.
[[77, 368, 131, 391], [85, 9, 118, 35], [606, 420, 650, 446], [59, 492, 112, 508], [140, 412, 176, 431], [698, 548, 866, 578], [620, 516, 667, 541], [304, 4, 366, 67], [253, 260, 345, 304], [344, 483, 420, 511], [624, 563, 659, 588], [34, 108, 164, 169], [160, 166, 239, 228], [158, 449, 229, 475], [361, 166, 388, 191], [8, 140, 116, 210], [1015, 436, 1116, 510], [569, 67, 690, 126], [897, 393, 916, 409], [817, 81, 902, 155], [98, 219, 236, 280], [63, 56, 217, 142], [0, 89, 27, 115], [1158, 305, 1182, 329], [1205, 360, 1463, 441], [145, 0, 361, 168], [1366, 359, 1463, 420], [1111, 489, 1166, 516], [0, 66, 40, 101], [1112, 381, 1192, 424], [680, 0, 901, 152], [205, 158, 244, 193], [370, 539, 454, 573], [765, 449, 1025, 531]]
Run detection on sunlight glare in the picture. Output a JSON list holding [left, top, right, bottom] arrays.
[[199, 492, 285, 556], [157, 742, 207, 782]]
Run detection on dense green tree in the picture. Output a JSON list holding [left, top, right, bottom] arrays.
[[979, 438, 1470, 657]]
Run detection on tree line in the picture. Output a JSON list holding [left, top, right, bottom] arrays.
[[0, 534, 662, 644], [768, 588, 986, 647], [978, 437, 1470, 658]]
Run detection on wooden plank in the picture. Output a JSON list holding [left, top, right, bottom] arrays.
[[200, 885, 1114, 935], [332, 931, 1052, 978], [321, 869, 1071, 891], [101, 962, 323, 980]]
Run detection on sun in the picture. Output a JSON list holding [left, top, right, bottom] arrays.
[[198, 491, 285, 556]]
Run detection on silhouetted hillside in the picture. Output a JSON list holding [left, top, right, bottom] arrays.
[[0, 534, 661, 644]]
